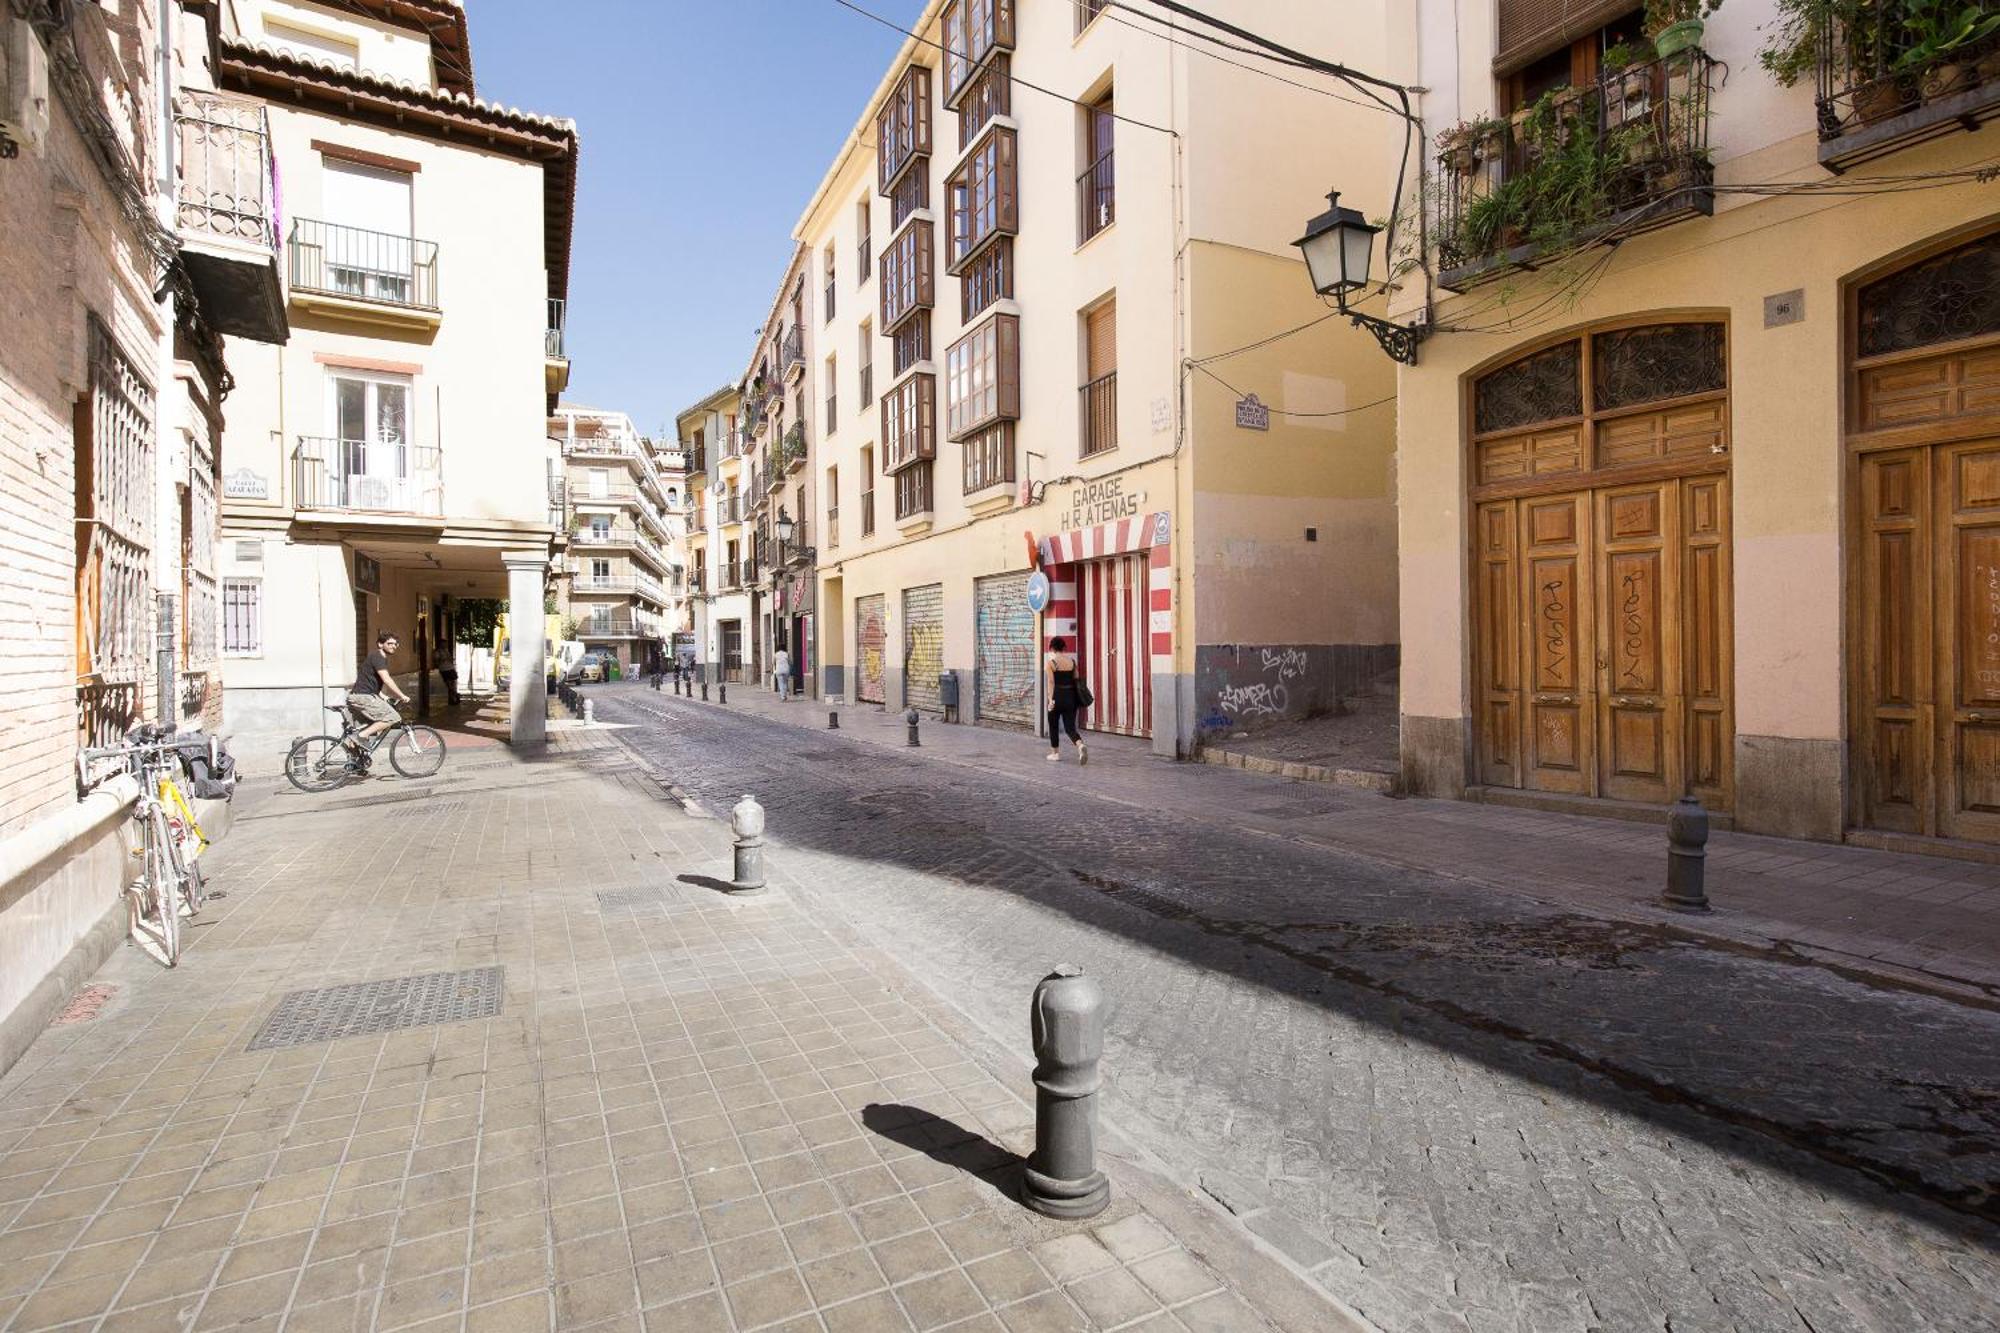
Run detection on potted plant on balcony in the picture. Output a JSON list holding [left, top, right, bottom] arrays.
[[1895, 1, 2000, 101], [1759, 0, 1912, 125], [1647, 0, 1721, 59], [1604, 38, 1659, 122]]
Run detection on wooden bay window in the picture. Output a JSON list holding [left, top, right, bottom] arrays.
[[881, 371, 937, 474], [877, 65, 933, 195], [942, 0, 1015, 109], [944, 312, 1019, 442], [947, 126, 1017, 274], [880, 219, 935, 332]]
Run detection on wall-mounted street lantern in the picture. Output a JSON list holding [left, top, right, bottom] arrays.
[[775, 505, 815, 565], [1293, 189, 1429, 366]]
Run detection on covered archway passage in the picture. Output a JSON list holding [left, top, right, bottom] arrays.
[[1850, 227, 2000, 847], [1469, 320, 1733, 811]]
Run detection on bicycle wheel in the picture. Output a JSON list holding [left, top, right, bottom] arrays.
[[389, 724, 447, 779], [130, 811, 182, 967], [286, 735, 354, 793]]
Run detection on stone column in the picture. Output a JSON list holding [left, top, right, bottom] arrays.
[[503, 550, 549, 746]]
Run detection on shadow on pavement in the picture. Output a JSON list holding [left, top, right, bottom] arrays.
[[862, 1102, 1024, 1197], [579, 683, 2000, 1249]]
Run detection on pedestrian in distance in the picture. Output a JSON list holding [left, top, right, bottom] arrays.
[[1045, 636, 1087, 765], [437, 645, 460, 706], [773, 644, 793, 702]]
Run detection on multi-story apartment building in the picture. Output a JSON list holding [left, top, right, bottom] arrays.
[[0, 0, 283, 1063], [550, 405, 677, 673], [210, 0, 577, 746], [796, 0, 1403, 753], [676, 384, 743, 680], [742, 247, 819, 698], [1390, 0, 2000, 852]]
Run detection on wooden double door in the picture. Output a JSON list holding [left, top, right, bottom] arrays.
[[1854, 440, 2000, 844], [1475, 473, 1732, 808]]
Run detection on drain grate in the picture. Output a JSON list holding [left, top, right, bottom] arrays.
[[247, 967, 503, 1050], [596, 884, 684, 912], [386, 799, 466, 820]]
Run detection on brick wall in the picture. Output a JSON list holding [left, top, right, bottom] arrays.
[[0, 8, 170, 837]]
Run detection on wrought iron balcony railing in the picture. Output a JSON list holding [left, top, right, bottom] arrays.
[[290, 218, 439, 309], [293, 437, 442, 515], [782, 326, 805, 377], [1078, 149, 1115, 244], [1079, 371, 1117, 458], [1435, 49, 1716, 286], [172, 90, 285, 342], [781, 422, 806, 472], [861, 489, 876, 536], [1815, 8, 2000, 167]]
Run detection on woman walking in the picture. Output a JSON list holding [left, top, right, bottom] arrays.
[[1045, 636, 1087, 764]]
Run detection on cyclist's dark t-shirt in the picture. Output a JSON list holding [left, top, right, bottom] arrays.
[[352, 650, 390, 695]]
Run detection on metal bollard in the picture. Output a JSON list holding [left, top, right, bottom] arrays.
[[905, 707, 921, 747], [700, 677, 709, 701], [719, 680, 728, 704], [582, 698, 595, 725], [828, 708, 840, 730], [729, 794, 766, 894], [1023, 965, 1109, 1219], [1663, 795, 1710, 912]]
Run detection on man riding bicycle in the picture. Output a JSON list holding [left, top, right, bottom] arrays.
[[346, 630, 411, 764]]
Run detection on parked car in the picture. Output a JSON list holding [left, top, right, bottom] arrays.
[[566, 651, 610, 684]]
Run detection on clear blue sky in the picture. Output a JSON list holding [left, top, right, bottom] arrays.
[[471, 0, 928, 438]]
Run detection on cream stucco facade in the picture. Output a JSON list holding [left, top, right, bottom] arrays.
[[1391, 0, 2000, 850], [210, 0, 576, 745], [793, 0, 1404, 755]]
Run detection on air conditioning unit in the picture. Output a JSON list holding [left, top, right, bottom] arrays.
[[0, 16, 51, 158], [351, 476, 394, 511]]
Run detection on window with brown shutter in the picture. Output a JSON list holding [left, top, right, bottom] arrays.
[[1081, 298, 1117, 456], [1494, 0, 1639, 75]]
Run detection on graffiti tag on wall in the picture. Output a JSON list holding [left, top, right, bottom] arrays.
[[976, 575, 1037, 724], [1216, 681, 1289, 717], [1259, 648, 1308, 682], [856, 595, 886, 704]]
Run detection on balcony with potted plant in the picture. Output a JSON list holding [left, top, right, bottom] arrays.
[[1760, 0, 2000, 168], [1436, 35, 1717, 290]]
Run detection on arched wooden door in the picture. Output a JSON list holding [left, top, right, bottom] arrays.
[[1470, 321, 1733, 810], [1850, 229, 2000, 845]]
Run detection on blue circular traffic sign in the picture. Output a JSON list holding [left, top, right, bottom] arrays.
[[1026, 570, 1052, 614]]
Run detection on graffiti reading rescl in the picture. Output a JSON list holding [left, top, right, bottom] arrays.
[[1060, 478, 1141, 531]]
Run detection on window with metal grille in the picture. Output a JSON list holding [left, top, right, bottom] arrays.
[[956, 54, 1012, 149], [77, 315, 156, 691], [945, 313, 1019, 441], [223, 579, 262, 654], [893, 313, 932, 376], [960, 239, 1013, 322], [948, 127, 1018, 271], [895, 462, 934, 519], [962, 423, 1016, 494]]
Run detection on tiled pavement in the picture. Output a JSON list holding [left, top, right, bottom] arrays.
[[0, 734, 1334, 1332], [662, 681, 2000, 998], [589, 686, 2000, 1333]]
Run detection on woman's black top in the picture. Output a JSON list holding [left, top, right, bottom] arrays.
[[1050, 658, 1079, 704]]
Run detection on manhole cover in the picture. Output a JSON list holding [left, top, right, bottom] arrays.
[[247, 967, 503, 1050]]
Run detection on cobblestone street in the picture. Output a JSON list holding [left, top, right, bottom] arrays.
[[592, 683, 2000, 1332]]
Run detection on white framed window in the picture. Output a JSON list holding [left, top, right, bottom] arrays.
[[223, 579, 262, 655], [324, 369, 418, 511], [322, 160, 414, 299]]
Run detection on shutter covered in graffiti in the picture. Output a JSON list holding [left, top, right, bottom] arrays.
[[903, 582, 944, 713], [1080, 553, 1152, 737], [856, 594, 886, 704], [974, 572, 1036, 725]]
